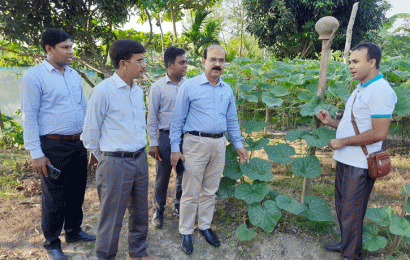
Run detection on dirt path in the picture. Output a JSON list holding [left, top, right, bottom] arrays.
[[1, 150, 409, 259]]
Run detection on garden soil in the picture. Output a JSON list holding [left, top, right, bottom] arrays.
[[1, 137, 409, 260]]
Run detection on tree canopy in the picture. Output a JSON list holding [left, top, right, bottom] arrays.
[[244, 0, 391, 59]]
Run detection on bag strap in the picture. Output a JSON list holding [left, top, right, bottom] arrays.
[[350, 93, 369, 156]]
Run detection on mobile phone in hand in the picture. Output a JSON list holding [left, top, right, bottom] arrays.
[[46, 164, 61, 180], [176, 159, 185, 173]]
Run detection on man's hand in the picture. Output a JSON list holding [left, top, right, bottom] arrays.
[[317, 109, 331, 125], [237, 147, 249, 164], [32, 156, 51, 177], [329, 139, 345, 150], [171, 152, 185, 171], [148, 146, 163, 163]]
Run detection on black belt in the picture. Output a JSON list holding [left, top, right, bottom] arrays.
[[45, 133, 82, 140], [159, 129, 170, 133], [103, 147, 145, 158], [188, 131, 224, 139]]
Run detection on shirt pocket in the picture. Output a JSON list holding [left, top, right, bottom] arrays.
[[217, 94, 230, 115], [72, 84, 84, 105]]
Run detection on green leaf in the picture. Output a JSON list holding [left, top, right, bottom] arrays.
[[301, 195, 334, 222], [240, 158, 273, 182], [300, 96, 323, 117], [236, 224, 255, 241], [245, 138, 270, 151], [328, 87, 351, 100], [389, 214, 410, 238], [264, 143, 295, 164], [297, 91, 313, 101], [275, 195, 307, 215], [394, 96, 410, 118], [233, 57, 253, 65], [362, 224, 388, 251], [242, 119, 267, 134], [261, 92, 284, 107], [260, 83, 275, 91], [223, 159, 243, 181], [291, 156, 322, 178], [248, 200, 282, 232], [271, 68, 287, 75], [393, 70, 410, 79], [305, 127, 336, 148], [225, 144, 237, 160], [306, 82, 318, 94], [365, 206, 395, 226], [260, 84, 289, 97], [239, 84, 257, 94], [216, 177, 237, 198], [234, 181, 270, 204], [285, 129, 311, 141], [246, 93, 260, 103]]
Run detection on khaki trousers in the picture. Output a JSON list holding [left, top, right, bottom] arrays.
[[179, 133, 226, 234]]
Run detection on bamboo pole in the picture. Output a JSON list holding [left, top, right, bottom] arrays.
[[343, 2, 359, 64]]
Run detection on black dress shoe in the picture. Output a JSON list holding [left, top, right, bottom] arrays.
[[199, 228, 220, 247], [180, 234, 193, 255], [46, 248, 68, 260], [151, 212, 163, 229], [65, 230, 96, 243], [323, 242, 342, 252]]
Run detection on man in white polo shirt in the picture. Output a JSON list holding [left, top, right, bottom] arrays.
[[316, 42, 397, 260]]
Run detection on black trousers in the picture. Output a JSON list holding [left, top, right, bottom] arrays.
[[152, 131, 183, 215], [335, 161, 375, 259], [40, 137, 88, 250]]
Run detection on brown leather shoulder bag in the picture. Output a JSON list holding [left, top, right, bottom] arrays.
[[350, 94, 391, 180]]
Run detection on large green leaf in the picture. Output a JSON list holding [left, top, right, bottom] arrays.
[[389, 214, 410, 238], [236, 224, 255, 241], [216, 177, 237, 198], [239, 84, 256, 94], [277, 74, 305, 85], [393, 70, 410, 79], [260, 83, 275, 91], [271, 67, 287, 75], [240, 158, 273, 182], [300, 96, 323, 117], [261, 92, 284, 107], [223, 159, 243, 181], [234, 181, 270, 204], [328, 87, 351, 100], [285, 129, 311, 141], [291, 156, 322, 178], [242, 119, 268, 134], [225, 143, 237, 160], [248, 200, 282, 232], [306, 82, 319, 94], [301, 195, 334, 222], [305, 127, 336, 148], [245, 138, 270, 151], [246, 93, 260, 103], [275, 195, 307, 215], [233, 57, 253, 65], [394, 96, 410, 118], [298, 91, 314, 101], [362, 224, 388, 251], [264, 143, 295, 165], [365, 206, 395, 226]]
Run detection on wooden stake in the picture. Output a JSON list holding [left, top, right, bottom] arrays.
[[343, 2, 359, 64]]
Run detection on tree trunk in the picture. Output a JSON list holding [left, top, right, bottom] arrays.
[[171, 7, 177, 42], [0, 109, 4, 130], [343, 2, 359, 64], [264, 108, 269, 136], [157, 16, 165, 54], [145, 9, 154, 48]]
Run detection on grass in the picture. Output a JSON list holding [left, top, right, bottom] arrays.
[[0, 148, 30, 198]]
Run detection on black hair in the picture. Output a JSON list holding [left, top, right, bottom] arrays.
[[41, 28, 73, 53], [164, 47, 186, 68], [203, 45, 226, 59], [109, 39, 145, 69], [351, 41, 382, 69]]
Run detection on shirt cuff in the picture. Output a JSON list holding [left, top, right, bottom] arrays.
[[171, 144, 181, 153], [91, 148, 102, 162], [232, 141, 244, 150], [149, 139, 159, 147], [30, 149, 45, 160]]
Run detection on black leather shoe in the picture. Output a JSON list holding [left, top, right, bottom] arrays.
[[199, 228, 220, 247], [151, 212, 163, 229], [323, 242, 342, 252], [46, 248, 68, 260], [65, 231, 96, 243], [181, 234, 193, 255], [174, 204, 180, 215]]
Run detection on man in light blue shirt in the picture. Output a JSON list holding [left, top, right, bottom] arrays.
[[20, 28, 95, 260], [147, 47, 187, 228], [170, 45, 249, 255]]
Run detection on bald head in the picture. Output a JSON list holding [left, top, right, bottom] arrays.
[[204, 45, 226, 60]]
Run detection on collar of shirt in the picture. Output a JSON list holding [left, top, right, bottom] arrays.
[[165, 73, 186, 86], [112, 72, 138, 91], [43, 59, 72, 75], [359, 74, 383, 88], [199, 72, 223, 87]]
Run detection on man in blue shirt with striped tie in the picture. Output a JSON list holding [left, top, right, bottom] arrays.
[[170, 44, 249, 255]]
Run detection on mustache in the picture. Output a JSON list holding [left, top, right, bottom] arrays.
[[212, 67, 222, 70]]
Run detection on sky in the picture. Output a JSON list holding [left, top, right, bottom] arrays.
[[123, 0, 409, 33]]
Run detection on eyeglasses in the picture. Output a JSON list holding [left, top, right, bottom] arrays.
[[126, 58, 146, 66]]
